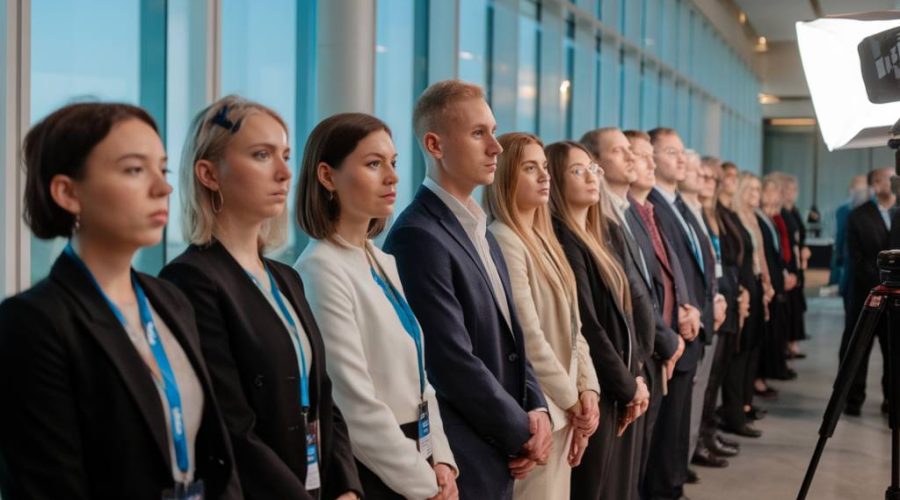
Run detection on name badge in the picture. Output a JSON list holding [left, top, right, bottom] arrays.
[[715, 263, 723, 279], [305, 420, 321, 491], [417, 401, 434, 461], [162, 480, 205, 500]]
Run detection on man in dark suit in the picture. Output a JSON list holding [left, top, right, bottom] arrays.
[[383, 80, 551, 500], [840, 167, 897, 416], [642, 127, 712, 500]]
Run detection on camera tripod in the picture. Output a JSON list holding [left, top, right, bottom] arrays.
[[797, 249, 900, 499]]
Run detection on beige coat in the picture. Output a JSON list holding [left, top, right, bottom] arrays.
[[489, 221, 600, 429]]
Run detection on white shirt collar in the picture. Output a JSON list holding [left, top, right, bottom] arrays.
[[423, 175, 486, 230]]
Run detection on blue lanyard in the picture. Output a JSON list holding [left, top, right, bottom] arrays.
[[710, 234, 721, 262], [256, 265, 311, 413], [370, 267, 426, 397], [64, 243, 190, 475]]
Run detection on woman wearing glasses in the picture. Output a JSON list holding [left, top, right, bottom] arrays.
[[547, 141, 645, 500], [160, 96, 361, 499], [483, 133, 600, 500]]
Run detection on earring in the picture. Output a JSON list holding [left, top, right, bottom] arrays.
[[328, 190, 335, 201], [73, 214, 81, 231], [211, 190, 224, 214]]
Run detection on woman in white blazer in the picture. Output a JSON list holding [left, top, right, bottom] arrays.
[[294, 113, 458, 500], [483, 132, 601, 500]]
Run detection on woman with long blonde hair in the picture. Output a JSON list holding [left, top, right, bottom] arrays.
[[483, 133, 600, 499], [547, 141, 646, 500]]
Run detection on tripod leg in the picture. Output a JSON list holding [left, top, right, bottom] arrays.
[[798, 290, 888, 500], [887, 297, 900, 500]]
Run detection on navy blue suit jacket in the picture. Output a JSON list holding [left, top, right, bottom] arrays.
[[647, 188, 710, 371], [383, 186, 546, 500]]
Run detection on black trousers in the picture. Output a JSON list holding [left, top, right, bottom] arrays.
[[721, 334, 750, 429], [642, 365, 696, 500], [840, 291, 889, 411], [572, 394, 642, 500], [699, 331, 730, 444], [640, 360, 665, 493]]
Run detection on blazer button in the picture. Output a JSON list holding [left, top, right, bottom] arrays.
[[508, 353, 519, 362], [254, 374, 264, 387]]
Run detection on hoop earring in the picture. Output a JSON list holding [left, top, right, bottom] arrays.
[[211, 190, 224, 214]]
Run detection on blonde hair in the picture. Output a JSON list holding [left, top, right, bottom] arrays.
[[413, 79, 485, 155], [180, 95, 289, 250], [483, 132, 577, 300], [545, 141, 631, 311]]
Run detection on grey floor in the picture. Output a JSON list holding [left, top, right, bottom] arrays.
[[685, 297, 891, 500]]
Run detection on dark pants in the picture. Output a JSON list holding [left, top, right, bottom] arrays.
[[572, 395, 642, 500], [721, 336, 750, 429], [643, 365, 697, 500], [699, 331, 730, 445], [641, 360, 665, 493], [840, 291, 889, 411]]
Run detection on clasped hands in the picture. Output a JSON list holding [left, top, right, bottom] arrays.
[[616, 376, 649, 437], [508, 410, 553, 479]]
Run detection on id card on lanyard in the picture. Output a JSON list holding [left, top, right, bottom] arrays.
[[368, 251, 433, 462], [64, 244, 201, 499], [257, 265, 320, 491]]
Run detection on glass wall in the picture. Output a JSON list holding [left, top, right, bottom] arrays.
[[6, 0, 765, 293]]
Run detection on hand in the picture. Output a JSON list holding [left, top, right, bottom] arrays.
[[567, 430, 591, 467], [785, 272, 798, 291], [617, 403, 639, 437], [336, 493, 359, 500], [678, 305, 700, 341], [665, 335, 686, 380], [738, 289, 750, 321], [521, 411, 552, 465], [713, 293, 727, 330], [763, 282, 775, 304], [801, 247, 811, 270], [429, 463, 459, 500], [632, 376, 650, 416], [571, 391, 600, 436], [508, 456, 537, 480]]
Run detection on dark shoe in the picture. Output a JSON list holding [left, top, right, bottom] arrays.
[[755, 386, 779, 399], [716, 434, 740, 450], [746, 406, 768, 421], [883, 401, 890, 414], [705, 437, 739, 457], [844, 405, 862, 416], [721, 424, 762, 438], [686, 467, 700, 484], [693, 446, 731, 466]]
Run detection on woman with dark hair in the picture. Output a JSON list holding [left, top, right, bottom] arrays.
[[160, 95, 360, 500], [294, 113, 458, 500], [546, 140, 648, 500], [0, 102, 239, 499]]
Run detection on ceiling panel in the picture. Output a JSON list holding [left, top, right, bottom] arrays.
[[734, 0, 900, 41]]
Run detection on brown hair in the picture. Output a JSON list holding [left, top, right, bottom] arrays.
[[296, 113, 392, 243], [413, 79, 485, 154], [579, 127, 619, 160], [483, 133, 577, 299], [648, 127, 678, 145], [181, 95, 289, 249], [545, 140, 631, 310], [623, 129, 651, 142], [23, 102, 159, 239]]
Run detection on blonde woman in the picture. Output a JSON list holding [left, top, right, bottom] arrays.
[[483, 133, 600, 499], [547, 141, 648, 500], [160, 95, 360, 500]]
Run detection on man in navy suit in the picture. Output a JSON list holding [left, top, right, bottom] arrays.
[[642, 127, 712, 500], [384, 79, 551, 500]]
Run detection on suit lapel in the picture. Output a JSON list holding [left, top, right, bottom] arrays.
[[51, 254, 171, 470]]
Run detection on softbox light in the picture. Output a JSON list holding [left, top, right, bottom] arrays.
[[796, 11, 900, 150]]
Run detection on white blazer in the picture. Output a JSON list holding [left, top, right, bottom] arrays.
[[296, 237, 456, 499], [489, 222, 600, 428]]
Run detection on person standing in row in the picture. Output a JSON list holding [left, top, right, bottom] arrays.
[[384, 80, 552, 500], [546, 140, 648, 500], [295, 112, 459, 499], [160, 96, 361, 499], [485, 132, 601, 500], [0, 102, 239, 499]]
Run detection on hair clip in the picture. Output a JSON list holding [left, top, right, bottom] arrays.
[[211, 105, 242, 134]]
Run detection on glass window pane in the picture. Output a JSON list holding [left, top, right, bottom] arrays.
[[30, 0, 142, 283], [516, 1, 540, 133]]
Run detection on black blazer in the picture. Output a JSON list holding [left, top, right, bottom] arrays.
[[554, 218, 638, 403], [160, 242, 360, 500], [758, 213, 785, 294], [625, 205, 681, 362], [383, 186, 546, 500], [0, 253, 239, 500], [847, 200, 892, 296]]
